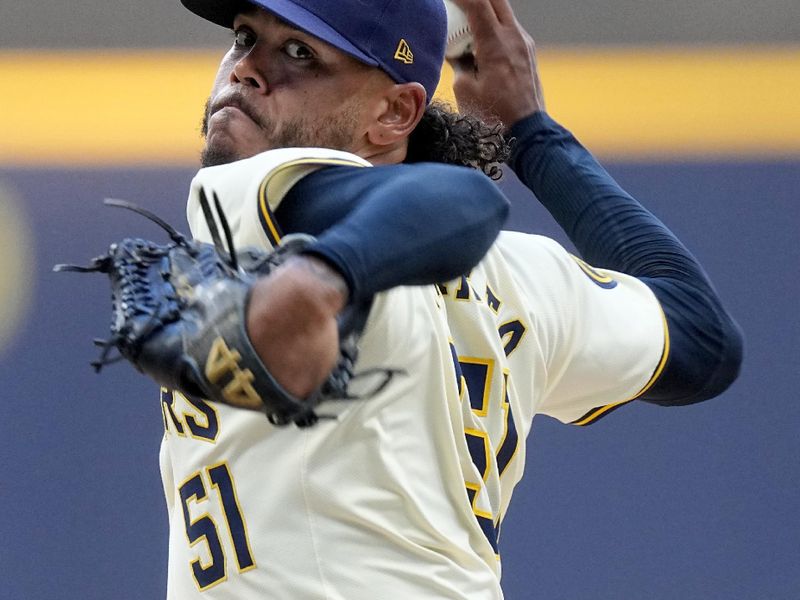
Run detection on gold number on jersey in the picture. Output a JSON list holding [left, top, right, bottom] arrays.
[[178, 462, 256, 591]]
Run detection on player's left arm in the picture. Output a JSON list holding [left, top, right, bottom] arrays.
[[452, 0, 743, 406]]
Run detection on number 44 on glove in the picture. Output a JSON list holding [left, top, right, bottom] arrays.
[[55, 191, 390, 428]]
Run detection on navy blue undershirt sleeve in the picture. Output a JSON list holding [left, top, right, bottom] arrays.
[[507, 111, 743, 405], [275, 163, 509, 304]]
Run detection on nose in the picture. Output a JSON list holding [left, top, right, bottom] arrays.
[[230, 49, 268, 92]]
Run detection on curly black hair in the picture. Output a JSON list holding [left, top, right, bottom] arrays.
[[405, 102, 513, 180]]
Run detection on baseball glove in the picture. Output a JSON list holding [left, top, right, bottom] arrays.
[[55, 190, 382, 428]]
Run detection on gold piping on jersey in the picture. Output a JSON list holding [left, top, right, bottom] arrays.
[[257, 175, 282, 246], [257, 157, 368, 247], [570, 254, 618, 289], [570, 303, 671, 426]]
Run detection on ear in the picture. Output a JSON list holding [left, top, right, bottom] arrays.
[[366, 82, 427, 147]]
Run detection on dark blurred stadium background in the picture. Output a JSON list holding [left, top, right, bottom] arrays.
[[1, 1, 798, 598]]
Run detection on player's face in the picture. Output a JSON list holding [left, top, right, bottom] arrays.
[[201, 9, 390, 166]]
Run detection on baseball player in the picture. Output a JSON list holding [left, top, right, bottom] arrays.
[[152, 0, 744, 597]]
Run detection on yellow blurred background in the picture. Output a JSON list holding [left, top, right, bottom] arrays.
[[2, 46, 799, 166]]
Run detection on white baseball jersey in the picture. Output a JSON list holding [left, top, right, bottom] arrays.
[[160, 148, 668, 599]]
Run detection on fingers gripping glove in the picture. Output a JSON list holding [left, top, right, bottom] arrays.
[[55, 193, 376, 428]]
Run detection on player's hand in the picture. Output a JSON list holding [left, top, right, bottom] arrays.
[[246, 255, 349, 400], [450, 0, 545, 129]]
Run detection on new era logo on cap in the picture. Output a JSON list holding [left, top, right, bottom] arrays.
[[394, 40, 414, 65]]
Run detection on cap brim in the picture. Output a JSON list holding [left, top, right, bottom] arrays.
[[181, 0, 379, 67]]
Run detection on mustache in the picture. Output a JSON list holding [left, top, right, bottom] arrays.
[[202, 91, 267, 135]]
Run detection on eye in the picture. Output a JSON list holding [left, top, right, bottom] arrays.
[[283, 40, 315, 60], [232, 28, 256, 48]]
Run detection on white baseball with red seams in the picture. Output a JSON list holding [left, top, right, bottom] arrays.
[[444, 0, 473, 58]]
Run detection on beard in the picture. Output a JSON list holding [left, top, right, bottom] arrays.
[[200, 96, 360, 168]]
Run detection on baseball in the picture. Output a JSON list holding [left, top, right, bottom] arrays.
[[444, 0, 473, 59]]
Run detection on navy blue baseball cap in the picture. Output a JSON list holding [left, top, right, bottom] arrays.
[[181, 0, 448, 103]]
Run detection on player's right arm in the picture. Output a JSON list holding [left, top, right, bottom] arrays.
[[276, 163, 510, 305], [452, 0, 743, 407], [506, 115, 744, 406], [246, 162, 510, 399]]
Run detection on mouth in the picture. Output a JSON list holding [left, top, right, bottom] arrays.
[[210, 95, 262, 128]]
